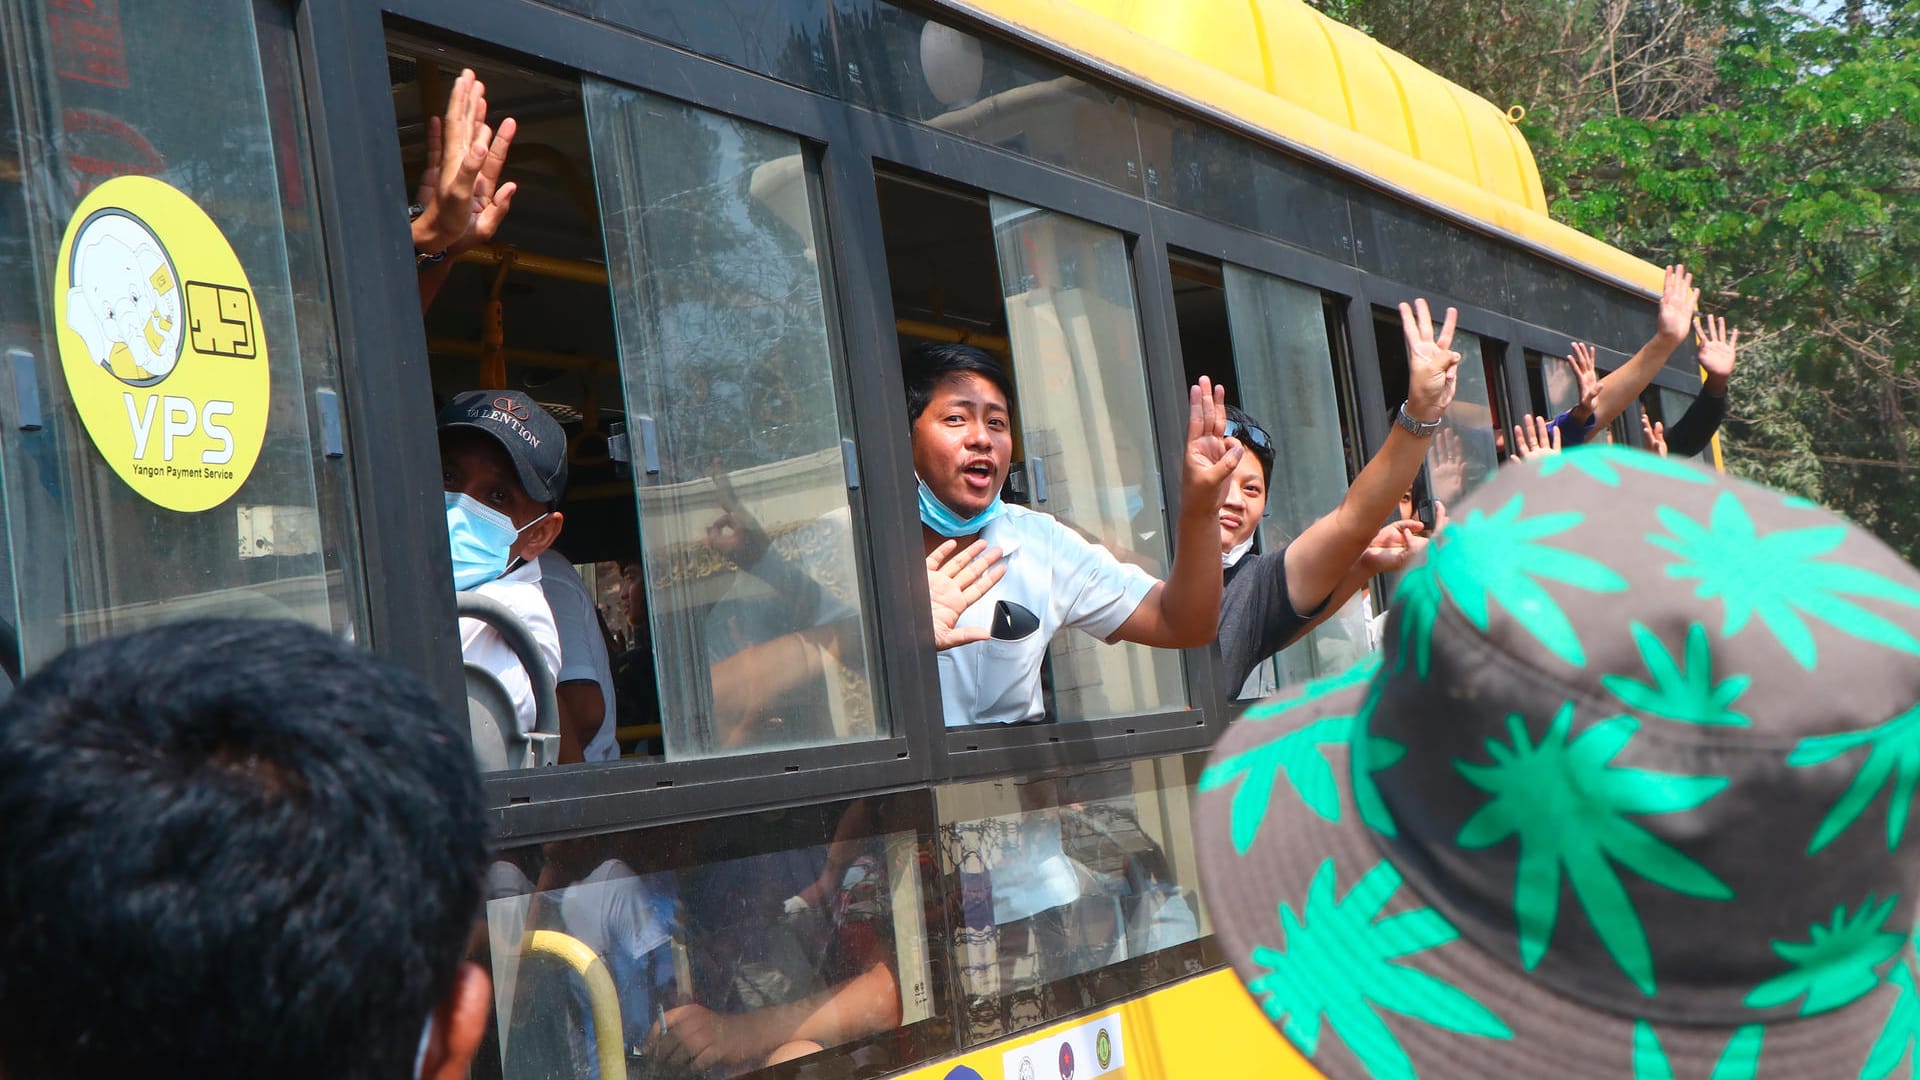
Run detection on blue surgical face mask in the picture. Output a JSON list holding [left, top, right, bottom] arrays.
[[1120, 483, 1145, 520], [446, 491, 545, 591], [917, 474, 1006, 538]]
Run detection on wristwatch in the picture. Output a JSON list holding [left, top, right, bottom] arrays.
[[1395, 401, 1444, 438]]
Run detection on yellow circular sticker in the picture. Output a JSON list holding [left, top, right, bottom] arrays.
[[53, 175, 269, 513]]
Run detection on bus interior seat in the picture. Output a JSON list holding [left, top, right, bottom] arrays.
[[457, 591, 561, 768]]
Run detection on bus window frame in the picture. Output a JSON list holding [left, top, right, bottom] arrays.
[[303, 0, 948, 841], [292, 0, 1706, 840], [854, 127, 1231, 776]]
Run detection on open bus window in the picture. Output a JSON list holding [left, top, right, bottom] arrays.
[[476, 794, 944, 1079], [935, 754, 1212, 1048], [1170, 255, 1370, 696], [1371, 309, 1498, 506], [875, 172, 1186, 727]]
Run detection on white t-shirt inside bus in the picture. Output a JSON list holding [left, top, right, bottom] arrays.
[[936, 504, 1155, 726]]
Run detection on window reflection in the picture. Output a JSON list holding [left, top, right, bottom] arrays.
[[480, 797, 940, 1079], [1219, 267, 1369, 694], [937, 757, 1209, 1046], [585, 83, 884, 760], [989, 198, 1185, 722]]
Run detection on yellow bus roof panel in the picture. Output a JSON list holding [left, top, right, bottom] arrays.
[[942, 0, 1663, 293]]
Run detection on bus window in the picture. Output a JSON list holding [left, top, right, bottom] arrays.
[[389, 41, 645, 770], [584, 81, 886, 760], [1174, 258, 1368, 695], [478, 793, 945, 1079], [988, 197, 1184, 723], [936, 754, 1210, 1047], [0, 0, 350, 676], [1372, 309, 1498, 505], [875, 174, 1183, 727]]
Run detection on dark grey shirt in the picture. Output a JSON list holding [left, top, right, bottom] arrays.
[[1218, 546, 1324, 696]]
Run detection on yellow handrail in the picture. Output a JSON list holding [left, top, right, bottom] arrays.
[[525, 929, 626, 1079]]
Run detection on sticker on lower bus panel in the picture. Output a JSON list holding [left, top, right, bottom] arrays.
[[53, 174, 269, 513], [1002, 1015, 1124, 1080]]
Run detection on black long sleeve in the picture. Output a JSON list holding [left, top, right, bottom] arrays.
[[1664, 390, 1727, 458]]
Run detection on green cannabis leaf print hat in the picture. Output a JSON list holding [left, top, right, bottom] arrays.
[[1195, 446, 1920, 1080]]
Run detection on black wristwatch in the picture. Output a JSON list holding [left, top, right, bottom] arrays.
[[1395, 401, 1444, 438], [408, 203, 446, 268]]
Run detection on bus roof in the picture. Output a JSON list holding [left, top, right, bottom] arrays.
[[942, 0, 1665, 296]]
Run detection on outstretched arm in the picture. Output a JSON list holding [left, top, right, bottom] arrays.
[[1115, 378, 1243, 648], [1663, 315, 1737, 457], [414, 69, 519, 311], [1280, 299, 1458, 614], [1572, 264, 1697, 430]]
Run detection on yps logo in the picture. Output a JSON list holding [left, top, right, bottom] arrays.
[[53, 175, 269, 512]]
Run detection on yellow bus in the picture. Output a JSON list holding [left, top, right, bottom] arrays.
[[0, 0, 1709, 1076]]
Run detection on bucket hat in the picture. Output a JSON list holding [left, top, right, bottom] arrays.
[[1195, 445, 1920, 1079]]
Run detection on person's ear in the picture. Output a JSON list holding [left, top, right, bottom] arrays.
[[421, 962, 492, 1080], [514, 511, 564, 562]]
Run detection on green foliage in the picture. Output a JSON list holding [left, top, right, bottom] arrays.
[[1313, 0, 1920, 560]]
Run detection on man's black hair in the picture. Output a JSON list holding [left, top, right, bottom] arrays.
[[1225, 404, 1275, 486], [0, 619, 488, 1080], [902, 342, 1014, 424]]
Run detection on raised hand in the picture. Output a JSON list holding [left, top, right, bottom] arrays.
[[706, 509, 770, 567], [1399, 298, 1461, 423], [1641, 412, 1669, 458], [1569, 342, 1600, 418], [1694, 313, 1739, 392], [1357, 519, 1430, 576], [412, 68, 519, 257], [1181, 375, 1244, 515], [926, 538, 1006, 650], [1510, 414, 1562, 463], [1427, 427, 1467, 503], [1654, 264, 1699, 347]]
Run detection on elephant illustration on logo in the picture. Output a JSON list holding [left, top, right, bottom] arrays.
[[64, 209, 183, 386]]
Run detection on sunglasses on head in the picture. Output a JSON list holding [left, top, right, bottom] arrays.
[[1225, 418, 1274, 456]]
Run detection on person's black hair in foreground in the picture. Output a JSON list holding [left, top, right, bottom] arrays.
[[903, 341, 1015, 423], [0, 618, 489, 1080]]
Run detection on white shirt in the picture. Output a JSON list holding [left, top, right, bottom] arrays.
[[537, 551, 619, 762], [461, 560, 563, 739], [938, 505, 1156, 726]]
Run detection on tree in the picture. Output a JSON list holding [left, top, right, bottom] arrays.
[[1314, 0, 1920, 560]]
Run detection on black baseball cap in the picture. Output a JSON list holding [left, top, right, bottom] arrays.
[[436, 390, 569, 505]]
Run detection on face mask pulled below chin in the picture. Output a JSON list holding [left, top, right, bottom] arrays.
[[1222, 537, 1256, 568], [917, 474, 1006, 538], [446, 492, 544, 591]]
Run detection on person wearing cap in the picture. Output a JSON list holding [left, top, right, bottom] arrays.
[[1197, 443, 1920, 1079], [439, 389, 567, 744], [912, 342, 1244, 726], [1214, 297, 1461, 699]]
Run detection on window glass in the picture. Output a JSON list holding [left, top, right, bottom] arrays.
[[1220, 267, 1369, 695], [1539, 345, 1583, 417], [585, 82, 885, 759], [988, 197, 1183, 722], [1428, 331, 1500, 507], [1657, 387, 1702, 458], [834, 1, 1143, 196], [477, 794, 944, 1079], [936, 754, 1211, 1047], [0, 0, 343, 673]]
